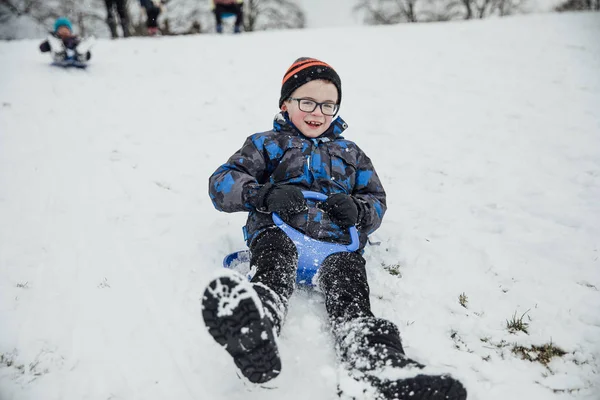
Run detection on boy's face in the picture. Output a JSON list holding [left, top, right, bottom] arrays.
[[281, 80, 339, 138], [56, 26, 72, 39]]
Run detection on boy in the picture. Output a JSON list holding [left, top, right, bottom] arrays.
[[39, 18, 91, 64], [203, 57, 467, 400]]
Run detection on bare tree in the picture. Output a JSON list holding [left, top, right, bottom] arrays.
[[49, 0, 106, 37], [419, 0, 465, 21], [354, 0, 423, 24], [0, 0, 108, 37], [354, 0, 527, 23], [0, 0, 55, 25], [446, 0, 526, 19], [555, 0, 600, 11], [244, 0, 305, 32]]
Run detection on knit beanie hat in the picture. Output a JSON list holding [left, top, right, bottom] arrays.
[[54, 17, 73, 33], [279, 57, 342, 109]]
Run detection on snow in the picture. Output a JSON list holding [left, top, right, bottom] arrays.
[[1, 11, 600, 400]]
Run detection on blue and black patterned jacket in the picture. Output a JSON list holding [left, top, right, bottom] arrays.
[[209, 112, 386, 250]]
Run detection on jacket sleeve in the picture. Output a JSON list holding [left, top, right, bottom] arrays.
[[209, 135, 268, 213], [39, 41, 50, 53], [352, 148, 387, 235]]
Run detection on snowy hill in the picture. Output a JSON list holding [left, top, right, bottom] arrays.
[[1, 12, 600, 400]]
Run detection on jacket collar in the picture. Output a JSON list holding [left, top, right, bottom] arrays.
[[273, 111, 348, 142]]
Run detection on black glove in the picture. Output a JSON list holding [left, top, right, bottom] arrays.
[[320, 193, 359, 229], [257, 184, 307, 220]]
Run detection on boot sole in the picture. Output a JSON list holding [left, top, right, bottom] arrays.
[[201, 273, 282, 384], [376, 373, 467, 400]]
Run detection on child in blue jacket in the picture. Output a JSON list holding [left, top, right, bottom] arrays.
[[203, 57, 467, 400]]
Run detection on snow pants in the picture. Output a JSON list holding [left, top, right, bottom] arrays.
[[249, 227, 407, 365], [105, 0, 131, 38], [213, 3, 244, 28]]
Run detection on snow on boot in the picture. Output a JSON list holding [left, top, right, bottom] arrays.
[[334, 317, 467, 400], [252, 282, 287, 335], [201, 270, 282, 384]]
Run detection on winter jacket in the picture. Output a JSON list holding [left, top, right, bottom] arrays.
[[39, 33, 81, 52], [39, 33, 92, 61], [211, 0, 243, 9], [209, 112, 387, 250]]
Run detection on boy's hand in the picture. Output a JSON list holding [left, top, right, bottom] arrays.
[[259, 184, 307, 219], [320, 193, 359, 228]]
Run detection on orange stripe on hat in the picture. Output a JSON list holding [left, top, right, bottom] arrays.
[[282, 60, 334, 85], [283, 58, 319, 77]]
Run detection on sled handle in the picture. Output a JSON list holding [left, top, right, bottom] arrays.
[[271, 191, 360, 252]]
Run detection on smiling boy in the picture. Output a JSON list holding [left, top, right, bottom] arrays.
[[203, 57, 467, 400]]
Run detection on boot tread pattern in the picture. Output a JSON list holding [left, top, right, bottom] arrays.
[[202, 276, 281, 384]]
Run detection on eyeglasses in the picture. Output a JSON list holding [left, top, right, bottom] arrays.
[[289, 98, 339, 116]]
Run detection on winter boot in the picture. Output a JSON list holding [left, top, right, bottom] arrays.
[[334, 317, 467, 400], [216, 24, 223, 34], [234, 24, 241, 34], [201, 270, 283, 384]]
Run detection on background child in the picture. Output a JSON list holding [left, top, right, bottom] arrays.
[[139, 0, 165, 36], [39, 17, 91, 64], [210, 0, 244, 33], [203, 57, 467, 400]]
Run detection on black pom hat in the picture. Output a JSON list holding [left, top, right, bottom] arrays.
[[279, 57, 342, 109]]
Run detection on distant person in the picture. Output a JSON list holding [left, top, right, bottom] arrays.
[[39, 17, 92, 67], [140, 0, 165, 36], [104, 0, 131, 38], [210, 0, 243, 34]]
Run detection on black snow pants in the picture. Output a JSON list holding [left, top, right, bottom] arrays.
[[105, 0, 131, 38], [249, 227, 408, 368]]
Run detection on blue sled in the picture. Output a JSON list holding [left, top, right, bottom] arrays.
[[51, 59, 88, 69], [223, 191, 359, 286]]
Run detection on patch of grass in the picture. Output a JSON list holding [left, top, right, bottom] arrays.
[[506, 309, 530, 334], [480, 337, 510, 349], [450, 330, 474, 353], [512, 341, 567, 367], [16, 281, 29, 289], [98, 278, 111, 289], [382, 262, 402, 277], [577, 281, 598, 291], [0, 352, 25, 373], [458, 292, 468, 308]]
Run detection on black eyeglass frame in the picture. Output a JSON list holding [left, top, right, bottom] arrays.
[[288, 97, 340, 116]]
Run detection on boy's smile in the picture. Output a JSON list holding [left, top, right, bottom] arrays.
[[281, 80, 339, 138]]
